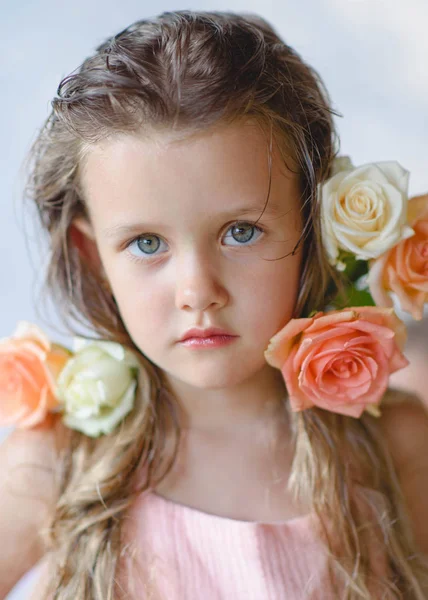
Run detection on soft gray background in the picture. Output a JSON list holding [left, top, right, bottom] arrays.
[[2, 0, 427, 597]]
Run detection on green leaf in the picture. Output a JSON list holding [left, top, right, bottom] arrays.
[[332, 282, 375, 309], [337, 251, 369, 282], [347, 287, 376, 307]]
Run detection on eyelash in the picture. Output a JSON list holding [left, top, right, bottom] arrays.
[[125, 221, 265, 262]]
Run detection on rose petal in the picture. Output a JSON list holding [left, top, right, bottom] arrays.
[[11, 321, 52, 351], [407, 195, 428, 226], [18, 385, 52, 429], [63, 380, 137, 437], [265, 316, 315, 368], [368, 253, 394, 309], [304, 310, 358, 334]]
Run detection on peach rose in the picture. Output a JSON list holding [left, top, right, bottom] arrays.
[[368, 194, 428, 320], [0, 321, 71, 428], [265, 307, 408, 418]]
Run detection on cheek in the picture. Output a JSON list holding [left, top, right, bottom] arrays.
[[236, 255, 302, 330], [109, 271, 171, 341]]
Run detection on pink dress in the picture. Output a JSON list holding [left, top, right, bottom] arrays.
[[29, 488, 387, 599], [118, 491, 341, 599]]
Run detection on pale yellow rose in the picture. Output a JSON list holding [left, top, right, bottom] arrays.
[[56, 338, 140, 437], [330, 155, 354, 177], [320, 159, 414, 268]]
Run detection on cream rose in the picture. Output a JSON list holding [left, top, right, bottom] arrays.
[[330, 155, 354, 177], [320, 158, 414, 268], [56, 338, 140, 437]]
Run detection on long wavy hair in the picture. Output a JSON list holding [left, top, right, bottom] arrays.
[[26, 10, 428, 599]]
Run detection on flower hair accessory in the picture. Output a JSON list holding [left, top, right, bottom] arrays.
[[265, 307, 408, 418], [0, 321, 140, 437], [265, 156, 427, 418]]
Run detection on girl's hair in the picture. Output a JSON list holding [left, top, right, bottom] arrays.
[[26, 10, 428, 599]]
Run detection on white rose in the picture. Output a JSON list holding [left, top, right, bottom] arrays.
[[56, 338, 140, 437], [320, 159, 414, 268], [330, 155, 355, 177]]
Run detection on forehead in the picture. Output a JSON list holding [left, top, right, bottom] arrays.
[[79, 121, 300, 229]]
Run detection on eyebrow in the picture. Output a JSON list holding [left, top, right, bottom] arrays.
[[102, 203, 286, 240]]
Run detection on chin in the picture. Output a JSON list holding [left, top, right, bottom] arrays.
[[166, 360, 262, 390]]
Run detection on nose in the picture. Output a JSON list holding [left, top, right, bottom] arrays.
[[174, 249, 229, 313]]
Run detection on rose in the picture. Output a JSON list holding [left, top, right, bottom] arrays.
[[320, 158, 414, 269], [0, 321, 70, 428], [330, 155, 354, 177], [368, 194, 428, 320], [56, 338, 140, 437], [264, 307, 408, 418]]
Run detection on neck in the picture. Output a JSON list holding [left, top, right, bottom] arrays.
[[162, 364, 288, 436]]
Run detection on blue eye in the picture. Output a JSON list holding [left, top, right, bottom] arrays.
[[222, 222, 264, 246], [126, 221, 264, 261], [127, 234, 167, 258]]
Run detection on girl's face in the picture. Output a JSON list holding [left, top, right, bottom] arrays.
[[78, 121, 302, 391]]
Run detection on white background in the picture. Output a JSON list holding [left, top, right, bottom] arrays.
[[2, 0, 427, 597]]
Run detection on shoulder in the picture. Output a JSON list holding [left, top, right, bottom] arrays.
[[0, 415, 68, 594], [1, 413, 69, 480], [377, 388, 428, 554], [0, 412, 70, 524], [379, 388, 428, 470]]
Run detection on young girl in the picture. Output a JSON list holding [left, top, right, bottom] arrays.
[[2, 10, 428, 600]]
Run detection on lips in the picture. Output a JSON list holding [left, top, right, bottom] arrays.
[[179, 327, 236, 342]]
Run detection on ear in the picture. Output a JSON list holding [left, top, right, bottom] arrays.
[[70, 217, 103, 272]]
